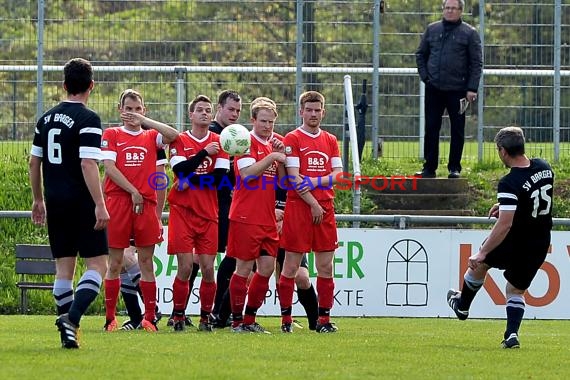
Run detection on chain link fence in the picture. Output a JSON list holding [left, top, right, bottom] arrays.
[[0, 0, 568, 161]]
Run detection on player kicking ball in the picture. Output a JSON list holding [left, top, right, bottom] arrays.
[[447, 126, 553, 349]]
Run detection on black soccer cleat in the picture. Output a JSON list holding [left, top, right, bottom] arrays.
[[120, 319, 141, 331], [55, 313, 80, 349], [173, 319, 186, 332], [198, 320, 213, 332], [446, 289, 469, 320], [315, 322, 338, 333], [501, 333, 520, 349], [281, 322, 293, 333]]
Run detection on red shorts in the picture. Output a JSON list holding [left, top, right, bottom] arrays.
[[106, 195, 162, 248], [281, 198, 338, 253], [167, 204, 217, 255], [227, 221, 279, 261]]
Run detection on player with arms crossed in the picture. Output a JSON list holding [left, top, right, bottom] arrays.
[[168, 95, 230, 332], [278, 91, 343, 333], [227, 97, 286, 333], [101, 88, 179, 332], [29, 58, 109, 349], [447, 126, 553, 349]]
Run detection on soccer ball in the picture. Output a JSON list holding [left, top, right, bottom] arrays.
[[219, 123, 251, 156]]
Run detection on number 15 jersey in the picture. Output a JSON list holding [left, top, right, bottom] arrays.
[[498, 158, 553, 240]]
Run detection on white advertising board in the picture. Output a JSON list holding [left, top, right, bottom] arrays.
[[153, 227, 569, 319]]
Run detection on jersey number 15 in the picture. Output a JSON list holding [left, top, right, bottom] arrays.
[[530, 184, 552, 218]]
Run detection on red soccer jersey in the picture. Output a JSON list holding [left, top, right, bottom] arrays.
[[283, 127, 342, 200], [101, 126, 164, 201], [229, 132, 283, 227], [168, 130, 230, 221]]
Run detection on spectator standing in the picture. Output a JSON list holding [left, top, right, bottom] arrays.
[[415, 0, 482, 179]]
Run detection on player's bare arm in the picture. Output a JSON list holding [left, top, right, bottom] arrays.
[[120, 111, 179, 144], [103, 159, 144, 214], [488, 203, 500, 218], [469, 210, 515, 270], [271, 138, 285, 153], [81, 158, 110, 230], [288, 166, 324, 224], [239, 152, 286, 180], [305, 167, 343, 189], [204, 141, 220, 156], [28, 155, 46, 225]]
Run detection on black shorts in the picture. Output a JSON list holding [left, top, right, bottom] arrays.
[[276, 247, 309, 270], [46, 198, 108, 259], [483, 235, 549, 290]]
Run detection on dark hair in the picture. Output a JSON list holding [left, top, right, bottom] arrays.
[[442, 0, 464, 10], [217, 89, 241, 106], [63, 58, 93, 95], [495, 126, 525, 156], [118, 88, 144, 107], [188, 94, 213, 113]]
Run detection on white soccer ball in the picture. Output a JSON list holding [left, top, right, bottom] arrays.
[[219, 123, 251, 156]]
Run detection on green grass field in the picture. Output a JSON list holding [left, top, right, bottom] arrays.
[[1, 316, 568, 379]]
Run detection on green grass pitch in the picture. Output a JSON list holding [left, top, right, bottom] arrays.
[[1, 315, 568, 379]]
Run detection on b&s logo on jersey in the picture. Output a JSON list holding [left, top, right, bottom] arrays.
[[263, 162, 278, 178], [123, 146, 148, 167], [194, 155, 213, 175], [305, 151, 329, 173]]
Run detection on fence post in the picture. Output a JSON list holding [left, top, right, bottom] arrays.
[[371, 0, 381, 159], [175, 67, 186, 132], [553, 0, 561, 162], [36, 0, 45, 120]]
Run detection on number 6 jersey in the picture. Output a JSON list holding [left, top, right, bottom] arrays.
[[30, 101, 103, 202]]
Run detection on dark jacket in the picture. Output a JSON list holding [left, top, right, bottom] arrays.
[[416, 19, 482, 93]]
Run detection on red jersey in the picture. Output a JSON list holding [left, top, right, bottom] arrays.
[[229, 132, 282, 227], [283, 127, 342, 201], [101, 126, 165, 201], [168, 130, 230, 221]]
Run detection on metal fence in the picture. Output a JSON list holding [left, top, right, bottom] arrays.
[[0, 0, 569, 161]]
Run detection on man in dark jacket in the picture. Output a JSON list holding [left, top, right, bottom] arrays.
[[415, 0, 482, 179]]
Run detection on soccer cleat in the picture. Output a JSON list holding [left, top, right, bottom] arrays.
[[242, 322, 271, 334], [209, 313, 228, 329], [103, 318, 118, 332], [155, 307, 162, 323], [198, 320, 213, 332], [140, 319, 158, 332], [231, 324, 247, 333], [173, 319, 185, 332], [281, 322, 293, 333], [447, 289, 469, 320], [315, 322, 338, 333], [55, 313, 80, 349], [168, 315, 193, 327], [501, 333, 520, 349], [120, 319, 141, 331], [292, 319, 304, 329]]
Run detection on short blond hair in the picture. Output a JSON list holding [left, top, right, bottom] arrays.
[[250, 97, 278, 119]]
